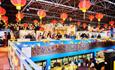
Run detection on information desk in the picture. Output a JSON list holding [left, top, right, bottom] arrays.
[[9, 39, 115, 70]]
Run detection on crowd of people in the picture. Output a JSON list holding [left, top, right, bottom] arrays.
[[51, 58, 106, 70], [0, 21, 114, 42], [23, 31, 103, 41], [37, 53, 107, 70]]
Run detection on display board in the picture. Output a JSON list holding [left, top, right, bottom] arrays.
[[76, 31, 111, 38], [36, 31, 44, 40], [19, 30, 35, 38]]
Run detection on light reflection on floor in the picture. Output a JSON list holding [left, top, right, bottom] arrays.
[[0, 47, 10, 70]]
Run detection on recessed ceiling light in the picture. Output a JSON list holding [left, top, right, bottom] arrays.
[[27, 9, 29, 11]]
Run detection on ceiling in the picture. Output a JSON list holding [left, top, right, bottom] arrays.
[[1, 0, 115, 24]]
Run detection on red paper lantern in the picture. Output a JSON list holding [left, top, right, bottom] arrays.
[[78, 0, 91, 13], [23, 23, 28, 28], [109, 21, 114, 26], [10, 0, 27, 10], [78, 0, 91, 19], [37, 10, 46, 20], [104, 24, 108, 28], [76, 21, 81, 26], [1, 15, 8, 23], [88, 15, 94, 21], [69, 17, 72, 21], [95, 13, 104, 22], [60, 13, 68, 21], [82, 23, 87, 29], [51, 19, 57, 24], [39, 27, 44, 31], [33, 20, 38, 24], [0, 6, 6, 18], [16, 12, 24, 21]]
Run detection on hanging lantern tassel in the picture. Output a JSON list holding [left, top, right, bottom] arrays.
[[98, 19, 100, 24], [40, 17, 42, 24], [39, 16, 42, 24], [83, 12, 85, 19]]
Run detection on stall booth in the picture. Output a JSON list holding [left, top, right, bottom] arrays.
[[8, 39, 115, 70]]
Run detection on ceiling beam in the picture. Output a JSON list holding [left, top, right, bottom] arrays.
[[21, 0, 33, 12], [24, 13, 106, 24], [34, 0, 115, 18], [22, 0, 115, 19], [103, 0, 115, 6]]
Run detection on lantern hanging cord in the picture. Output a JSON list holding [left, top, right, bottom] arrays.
[[83, 12, 86, 20]]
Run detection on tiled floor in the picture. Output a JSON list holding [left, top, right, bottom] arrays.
[[0, 47, 10, 70]]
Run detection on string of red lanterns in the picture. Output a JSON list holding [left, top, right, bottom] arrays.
[[10, 0, 27, 23]]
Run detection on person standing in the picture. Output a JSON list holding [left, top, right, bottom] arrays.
[[3, 32, 7, 47]]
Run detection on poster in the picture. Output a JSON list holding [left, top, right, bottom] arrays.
[[19, 30, 35, 38]]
